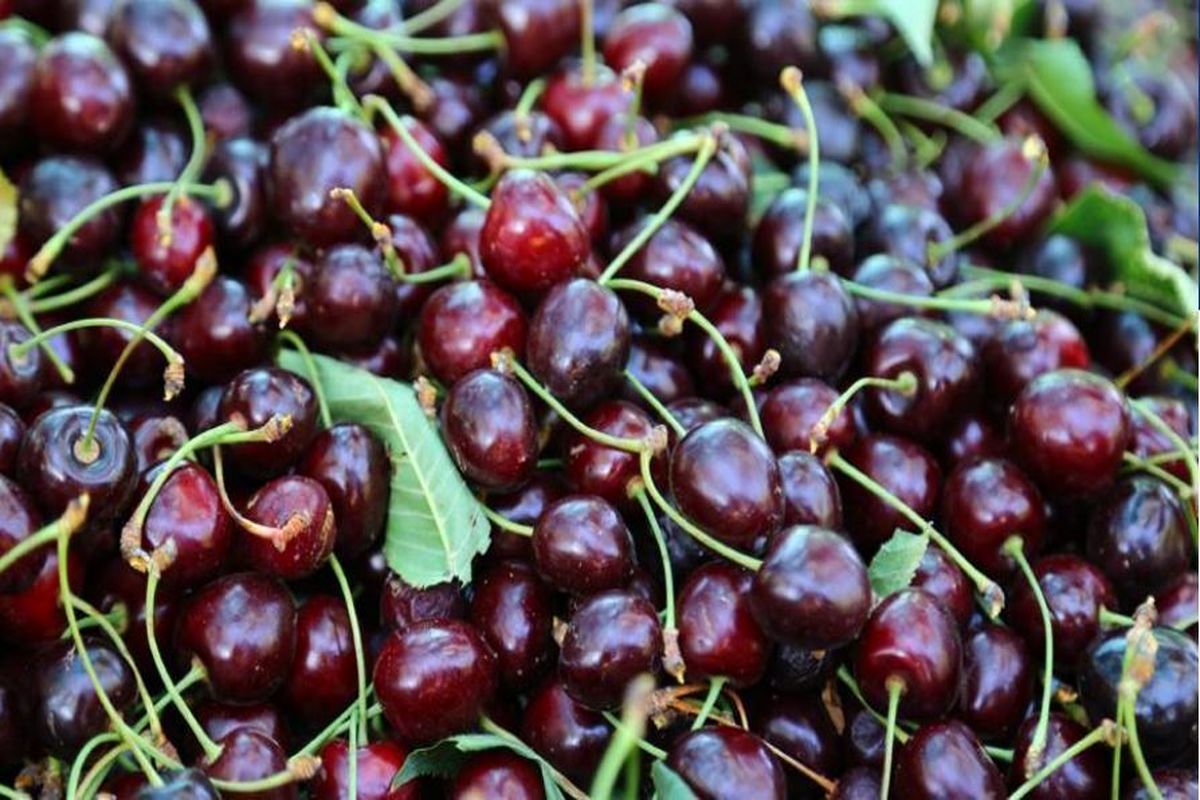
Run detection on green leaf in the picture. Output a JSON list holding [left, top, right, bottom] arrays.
[[392, 733, 565, 799], [651, 761, 698, 800], [868, 530, 929, 598], [820, 0, 938, 66], [995, 38, 1178, 187], [1050, 185, 1197, 316], [276, 351, 490, 587], [0, 168, 16, 258], [963, 0, 1014, 52]]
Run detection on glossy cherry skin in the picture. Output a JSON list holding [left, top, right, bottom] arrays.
[[850, 254, 936, 335], [313, 738, 418, 800], [894, 720, 1005, 800], [983, 310, 1090, 406], [684, 285, 766, 398], [542, 64, 629, 150], [82, 283, 163, 389], [34, 639, 135, 757], [1009, 369, 1130, 497], [380, 116, 450, 225], [373, 619, 498, 745], [521, 677, 611, 782], [1008, 554, 1116, 672], [379, 572, 465, 633], [170, 276, 269, 383], [1130, 396, 1193, 482], [223, 0, 322, 109], [386, 213, 441, 320], [565, 401, 663, 510], [140, 461, 231, 590], [174, 572, 296, 704], [241, 475, 336, 580], [442, 369, 538, 492], [1079, 627, 1198, 767], [469, 559, 554, 689], [0, 404, 24, 476], [533, 495, 634, 596], [1157, 572, 1198, 639], [603, 3, 692, 100], [202, 137, 268, 251], [0, 549, 84, 644], [307, 244, 399, 350], [279, 595, 356, 725], [0, 29, 36, 150], [831, 767, 882, 800], [19, 156, 122, 269], [670, 418, 784, 549], [764, 271, 858, 383], [218, 366, 318, 478], [760, 378, 854, 455], [753, 693, 841, 798], [753, 189, 855, 278], [941, 411, 1006, 469], [129, 197, 215, 297], [133, 769, 219, 800], [839, 433, 941, 554], [268, 107, 385, 247], [198, 82, 252, 140], [559, 589, 661, 709], [959, 622, 1032, 741], [941, 458, 1045, 578], [0, 323, 42, 411], [863, 203, 959, 289], [613, 219, 725, 319], [953, 138, 1058, 250], [451, 750, 544, 800], [129, 413, 189, 473], [30, 33, 133, 154], [677, 562, 770, 685], [854, 589, 962, 721], [1125, 769, 1198, 800], [667, 727, 786, 800], [1007, 713, 1108, 800], [490, 0, 579, 79], [193, 702, 290, 762], [106, 0, 213, 93], [622, 338, 695, 410], [242, 244, 314, 333], [1086, 476, 1194, 604], [658, 133, 752, 241], [0, 476, 44, 594], [417, 280, 527, 385], [911, 546, 973, 629], [203, 727, 294, 800], [299, 423, 390, 559], [777, 451, 842, 530], [115, 116, 187, 186]]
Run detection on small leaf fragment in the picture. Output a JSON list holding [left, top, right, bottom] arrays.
[[651, 761, 699, 800], [868, 530, 929, 599]]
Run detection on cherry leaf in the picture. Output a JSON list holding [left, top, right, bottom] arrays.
[[651, 761, 699, 800], [392, 733, 566, 799], [867, 529, 928, 599], [818, 0, 938, 66]]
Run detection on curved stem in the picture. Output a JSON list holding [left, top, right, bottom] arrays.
[[305, 31, 363, 117], [297, 695, 379, 758], [690, 676, 726, 730], [277, 331, 332, 428], [400, 0, 467, 34], [157, 86, 206, 240], [633, 487, 675, 629], [1005, 536, 1053, 776], [839, 83, 907, 171], [575, 134, 702, 196], [810, 372, 916, 453], [0, 280, 74, 384], [878, 91, 1001, 143], [780, 68, 820, 273], [880, 678, 904, 800], [623, 370, 685, 438], [835, 666, 910, 745], [395, 253, 471, 284], [10, 317, 179, 369], [848, 279, 1022, 315], [974, 81, 1025, 123], [67, 734, 122, 800], [515, 82, 547, 126], [480, 504, 534, 537], [673, 112, 806, 152], [480, 716, 590, 800], [318, 6, 503, 54], [329, 555, 369, 742], [1008, 722, 1111, 800], [212, 446, 303, 545], [1131, 399, 1200, 502], [27, 264, 123, 314], [0, 507, 83, 578], [1121, 453, 1194, 499], [1120, 623, 1163, 800]]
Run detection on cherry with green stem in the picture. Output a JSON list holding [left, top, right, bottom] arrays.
[[588, 675, 654, 800], [879, 676, 903, 800], [672, 112, 808, 153], [156, 86, 206, 244], [328, 554, 369, 744], [316, 3, 505, 55], [623, 370, 685, 439], [277, 331, 332, 428], [0, 279, 74, 384], [480, 505, 535, 537], [631, 485, 681, 680], [808, 372, 916, 453], [20, 262, 125, 315], [838, 81, 908, 171], [572, 133, 706, 197], [1007, 720, 1116, 800], [877, 91, 1002, 144], [1003, 535, 1055, 776], [843, 279, 1034, 318], [778, 67, 820, 273], [579, 0, 597, 86]]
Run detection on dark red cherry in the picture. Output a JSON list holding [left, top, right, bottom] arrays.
[[520, 677, 611, 783], [760, 378, 854, 455], [953, 138, 1058, 250], [542, 65, 629, 150], [338, 335, 410, 380], [603, 3, 693, 101], [298, 423, 389, 559], [0, 549, 84, 644], [481, 170, 589, 295], [115, 117, 187, 186], [140, 461, 230, 590], [983, 310, 1090, 406], [1078, 627, 1198, 767], [739, 0, 819, 79], [279, 595, 356, 725], [564, 400, 663, 510], [243, 246, 314, 334], [89, 557, 177, 680], [754, 189, 855, 278], [677, 561, 770, 685], [1007, 714, 1108, 800], [621, 337, 695, 409], [417, 73, 487, 151], [1008, 554, 1115, 672], [959, 622, 1032, 741], [1090, 311, 1160, 394], [764, 271, 858, 383], [30, 33, 133, 154], [485, 475, 563, 561], [268, 107, 385, 247], [831, 767, 882, 800], [379, 571, 465, 633], [469, 559, 554, 690], [533, 495, 634, 596], [751, 525, 870, 650], [417, 280, 527, 385], [842, 700, 887, 769], [194, 704, 289, 761], [203, 727, 293, 800], [0, 29, 36, 150], [19, 156, 122, 269], [591, 114, 659, 204], [839, 433, 940, 554], [850, 254, 936, 335], [909, 545, 972, 629], [0, 476, 44, 594], [478, 108, 564, 172], [387, 213, 441, 320], [778, 451, 842, 529], [442, 369, 538, 492], [1086, 476, 1193, 604], [240, 475, 336, 580], [667, 727, 786, 800], [218, 367, 317, 478], [129, 413, 189, 473], [224, 0, 322, 109], [198, 82, 252, 141], [1157, 572, 1198, 639], [0, 403, 25, 476], [1009, 369, 1130, 497], [106, 0, 213, 93], [941, 458, 1044, 578], [854, 589, 962, 721], [133, 769, 219, 800], [490, 0, 579, 79], [202, 137, 268, 251], [0, 323, 42, 411], [864, 203, 959, 289], [451, 750, 544, 800], [80, 283, 164, 389], [129, 197, 214, 297], [1125, 769, 1198, 800], [373, 619, 498, 745], [174, 572, 296, 704], [35, 639, 135, 757], [941, 411, 1006, 469], [559, 589, 661, 709], [656, 132, 751, 241], [894, 720, 1005, 799], [684, 285, 765, 398], [613, 219, 725, 320], [754, 693, 841, 798], [670, 418, 784, 549], [527, 278, 630, 410], [441, 208, 486, 276], [307, 244, 398, 349], [170, 276, 269, 383], [1130, 396, 1193, 482], [313, 738, 418, 800], [380, 115, 449, 226]]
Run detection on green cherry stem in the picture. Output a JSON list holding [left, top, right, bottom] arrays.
[[1131, 398, 1200, 501], [826, 451, 1004, 615], [877, 91, 1002, 143], [1121, 453, 1194, 499], [157, 85, 206, 240], [623, 370, 685, 438], [809, 371, 916, 453], [632, 485, 682, 682], [400, 0, 467, 34], [673, 112, 807, 152], [479, 716, 591, 800], [0, 502, 88, 577], [601, 711, 669, 759], [1100, 606, 1137, 627], [1119, 621, 1163, 800], [1004, 535, 1053, 776], [780, 67, 820, 273], [1008, 721, 1114, 800], [0, 279, 74, 384], [514, 77, 547, 122], [303, 30, 363, 117], [838, 81, 907, 171], [67, 733, 122, 800], [841, 279, 1032, 317], [296, 695, 382, 758], [25, 262, 124, 314], [879, 677, 904, 800], [316, 3, 503, 54], [580, 0, 596, 85], [480, 504, 534, 537], [277, 331, 332, 428], [9, 317, 179, 377], [575, 133, 704, 196], [835, 666, 910, 744], [690, 676, 726, 730], [370, 44, 434, 112], [394, 252, 472, 284], [973, 81, 1026, 123], [329, 554, 369, 742], [590, 675, 654, 800]]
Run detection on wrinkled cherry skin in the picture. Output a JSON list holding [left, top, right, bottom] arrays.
[[481, 170, 590, 295], [279, 595, 356, 726], [854, 589, 962, 721], [223, 0, 323, 110], [442, 369, 538, 492], [983, 311, 1090, 406], [451, 750, 544, 800], [752, 525, 870, 650], [839, 433, 941, 555], [670, 418, 784, 549], [0, 549, 84, 644], [373, 619, 499, 745], [778, 451, 842, 530], [268, 107, 385, 247], [34, 639, 136, 758], [30, 33, 134, 155], [19, 156, 122, 270], [542, 65, 629, 150], [129, 197, 214, 297], [911, 546, 973, 629], [469, 559, 554, 690], [613, 219, 725, 320], [753, 693, 841, 797], [1079, 627, 1198, 767], [417, 280, 527, 386], [559, 589, 662, 710], [379, 572, 465, 633], [754, 190, 855, 278], [678, 562, 771, 685], [941, 458, 1045, 578], [894, 720, 1006, 800], [299, 424, 390, 559], [219, 367, 318, 479], [308, 244, 399, 349], [603, 3, 693, 100], [1009, 369, 1130, 497], [533, 495, 634, 596], [565, 401, 663, 510], [667, 727, 787, 800], [203, 727, 294, 800], [959, 622, 1032, 741], [314, 738, 419, 800], [174, 572, 296, 705], [170, 276, 269, 383], [521, 678, 611, 783], [106, 0, 213, 94], [527, 278, 631, 410], [764, 271, 859, 383], [1008, 554, 1116, 672], [1007, 713, 1109, 800], [140, 461, 231, 590], [0, 404, 25, 476], [241, 476, 336, 580], [760, 378, 854, 455], [381, 116, 450, 225], [1086, 476, 1194, 605], [0, 476, 44, 594]]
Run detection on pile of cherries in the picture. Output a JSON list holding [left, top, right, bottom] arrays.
[[0, 0, 1196, 797]]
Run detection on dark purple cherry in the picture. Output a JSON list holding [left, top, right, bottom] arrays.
[[218, 367, 317, 478], [614, 219, 725, 319], [170, 276, 269, 383], [778, 451, 842, 529], [279, 595, 356, 725], [386, 212, 440, 320], [452, 750, 544, 800], [850, 254, 936, 335], [174, 572, 296, 704], [559, 589, 661, 709], [1157, 572, 1198, 639], [202, 137, 268, 251], [842, 701, 886, 769], [760, 378, 854, 455], [485, 475, 563, 561], [0, 476, 44, 594], [1125, 769, 1197, 800], [656, 132, 751, 241], [839, 433, 940, 554], [31, 33, 133, 154], [298, 423, 389, 559], [894, 720, 1005, 799], [1106, 65, 1197, 160], [942, 458, 1044, 578], [381, 116, 450, 226], [684, 286, 765, 398], [0, 29, 36, 150], [19, 156, 122, 269], [754, 189, 855, 278], [864, 203, 959, 288], [740, 0, 819, 79], [0, 549, 84, 644], [198, 82, 252, 141], [379, 571, 465, 633], [0, 403, 25, 475], [203, 727, 293, 800], [35, 639, 135, 757], [0, 323, 42, 411], [240, 475, 336, 580], [603, 3, 693, 100], [224, 0, 322, 109], [307, 244, 398, 349], [954, 138, 1058, 250], [107, 0, 213, 94], [521, 677, 611, 782], [564, 401, 663, 510], [1008, 554, 1116, 672], [1130, 396, 1193, 483], [141, 461, 230, 590], [764, 271, 858, 383], [983, 310, 1091, 406], [753, 693, 841, 798], [621, 337, 695, 409], [417, 73, 487, 151], [442, 369, 538, 492], [941, 412, 1006, 469], [667, 727, 786, 800], [911, 546, 973, 629], [533, 495, 634, 596], [479, 108, 565, 166], [134, 769, 219, 800], [469, 559, 554, 689], [417, 280, 527, 385], [313, 738, 418, 800], [1007, 714, 1108, 800], [373, 619, 498, 745], [959, 622, 1033, 741], [678, 561, 770, 685], [115, 117, 187, 185], [832, 767, 882, 800], [82, 283, 163, 388]]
